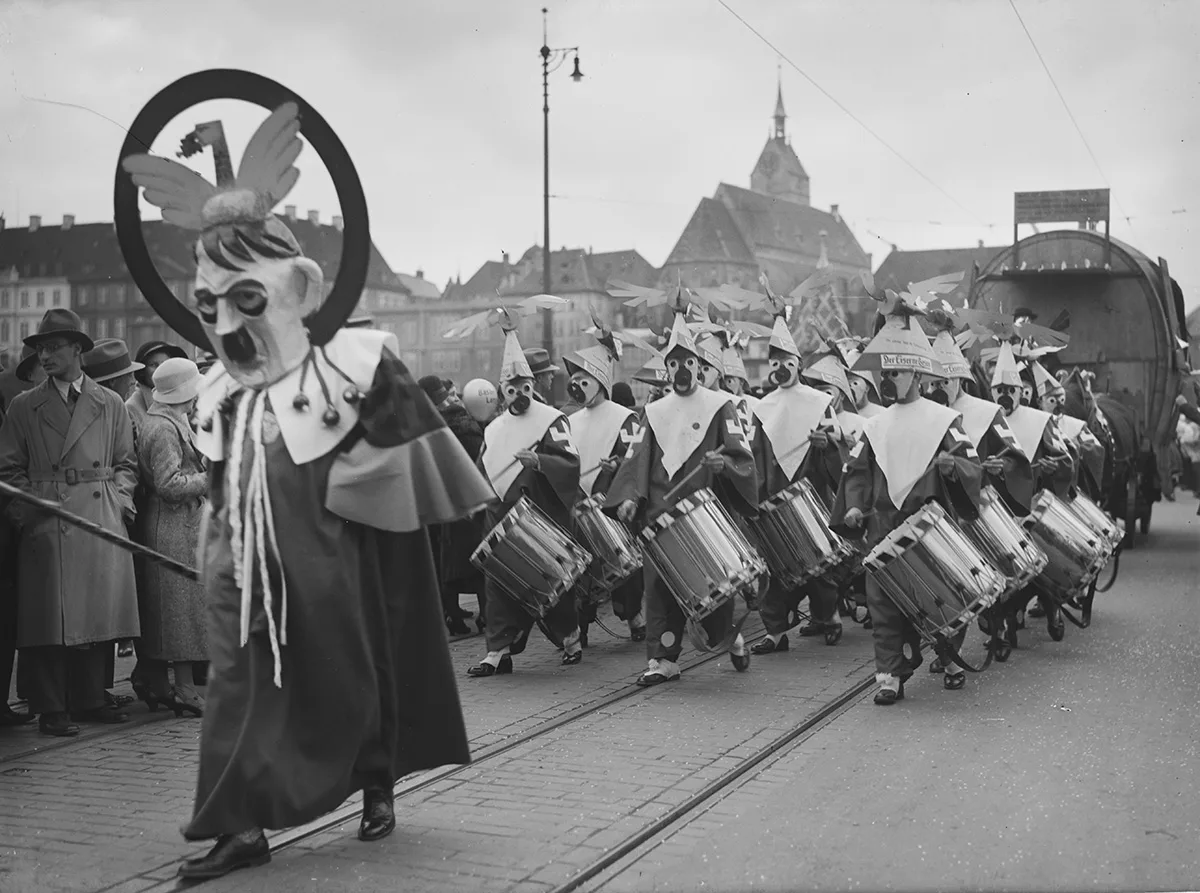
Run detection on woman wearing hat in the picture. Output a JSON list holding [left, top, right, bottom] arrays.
[[135, 359, 210, 717]]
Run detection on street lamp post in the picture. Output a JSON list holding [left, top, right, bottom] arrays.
[[540, 7, 582, 396]]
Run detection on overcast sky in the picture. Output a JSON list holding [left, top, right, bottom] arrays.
[[2, 0, 1197, 308]]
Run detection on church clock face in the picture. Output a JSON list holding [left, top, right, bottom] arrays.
[[759, 151, 779, 177]]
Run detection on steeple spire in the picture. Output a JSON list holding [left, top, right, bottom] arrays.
[[773, 63, 786, 140]]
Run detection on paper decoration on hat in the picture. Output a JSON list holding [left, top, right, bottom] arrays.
[[441, 292, 570, 383], [608, 273, 746, 315], [851, 315, 938, 374], [789, 234, 849, 353], [567, 306, 661, 393], [663, 311, 700, 359], [1030, 360, 1063, 398], [633, 352, 668, 386], [802, 352, 855, 402], [990, 341, 1023, 387], [769, 315, 802, 358], [955, 307, 1069, 352], [693, 330, 725, 371], [924, 306, 974, 381]]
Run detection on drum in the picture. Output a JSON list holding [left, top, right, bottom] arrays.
[[1021, 490, 1108, 601], [573, 495, 642, 595], [639, 488, 767, 622], [961, 486, 1048, 602], [863, 501, 1005, 645], [1066, 493, 1121, 552], [749, 479, 855, 589], [471, 496, 592, 618]]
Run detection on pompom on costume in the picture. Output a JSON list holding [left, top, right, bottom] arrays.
[[115, 71, 494, 862]]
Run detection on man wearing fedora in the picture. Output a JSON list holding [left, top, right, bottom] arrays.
[[0, 309, 140, 736], [127, 340, 189, 441], [523, 347, 560, 407]]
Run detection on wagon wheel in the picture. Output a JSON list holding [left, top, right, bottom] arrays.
[[1123, 472, 1139, 549]]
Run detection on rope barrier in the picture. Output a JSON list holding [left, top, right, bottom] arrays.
[[0, 479, 200, 581]]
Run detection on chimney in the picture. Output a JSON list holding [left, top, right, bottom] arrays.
[[29, 215, 41, 232], [830, 204, 840, 222], [307, 210, 319, 225], [978, 239, 984, 248], [332, 215, 343, 231], [415, 269, 424, 280], [62, 214, 74, 231], [502, 251, 510, 265], [284, 205, 297, 220], [0, 215, 5, 231]]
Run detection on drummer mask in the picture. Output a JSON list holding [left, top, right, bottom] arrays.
[[666, 349, 699, 396], [767, 351, 800, 388], [1040, 387, 1065, 416], [193, 218, 324, 390], [879, 369, 917, 405], [848, 374, 872, 410], [924, 376, 956, 407], [722, 374, 746, 396], [818, 384, 844, 411], [502, 377, 536, 415], [992, 383, 1020, 415], [1020, 381, 1034, 406], [698, 362, 721, 391], [568, 370, 605, 407]]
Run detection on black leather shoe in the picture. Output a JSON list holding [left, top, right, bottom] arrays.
[[823, 623, 843, 646], [1047, 609, 1065, 642], [873, 679, 905, 706], [750, 635, 788, 655], [561, 649, 582, 666], [730, 650, 751, 672], [358, 788, 396, 842], [38, 712, 79, 737], [944, 672, 966, 690], [178, 833, 270, 879], [467, 655, 512, 677], [796, 621, 823, 637], [0, 707, 35, 727]]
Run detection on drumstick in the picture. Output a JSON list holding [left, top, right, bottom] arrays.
[[663, 446, 727, 504], [777, 429, 832, 466]]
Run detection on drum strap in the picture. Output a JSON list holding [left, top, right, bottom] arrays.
[[684, 608, 751, 655], [932, 633, 995, 674]]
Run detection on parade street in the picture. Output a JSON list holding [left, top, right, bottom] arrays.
[[1, 499, 1195, 893]]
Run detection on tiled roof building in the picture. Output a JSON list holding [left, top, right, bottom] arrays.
[[872, 243, 1006, 294]]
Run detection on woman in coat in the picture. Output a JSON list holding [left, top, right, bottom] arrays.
[[136, 358, 209, 716]]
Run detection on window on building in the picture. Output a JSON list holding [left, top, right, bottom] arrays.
[[0, 321, 9, 343], [402, 320, 419, 345], [98, 286, 108, 306], [52, 288, 62, 306], [80, 317, 90, 335], [0, 291, 8, 310], [77, 286, 90, 306], [19, 291, 28, 308], [401, 351, 421, 372], [36, 290, 45, 308], [431, 350, 462, 373], [97, 317, 109, 338], [114, 318, 125, 339], [18, 322, 29, 340]]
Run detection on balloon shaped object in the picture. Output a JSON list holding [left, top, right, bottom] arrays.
[[463, 378, 499, 422]]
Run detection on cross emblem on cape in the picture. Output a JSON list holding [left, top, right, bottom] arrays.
[[620, 423, 645, 459], [549, 419, 577, 454], [725, 418, 748, 451]]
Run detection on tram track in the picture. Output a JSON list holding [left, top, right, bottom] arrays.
[[100, 614, 776, 893]]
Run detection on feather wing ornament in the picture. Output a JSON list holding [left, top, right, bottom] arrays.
[[954, 308, 1069, 352], [441, 293, 569, 340], [582, 305, 663, 360], [123, 101, 304, 231], [608, 277, 746, 314]]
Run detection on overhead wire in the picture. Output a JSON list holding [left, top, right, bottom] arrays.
[[1006, 0, 1137, 238], [714, 0, 988, 227]]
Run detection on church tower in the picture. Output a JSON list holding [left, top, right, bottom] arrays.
[[750, 76, 810, 206]]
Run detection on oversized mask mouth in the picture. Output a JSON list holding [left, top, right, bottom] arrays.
[[927, 387, 950, 406], [568, 381, 586, 403], [879, 378, 898, 403], [673, 368, 694, 392], [996, 394, 1015, 412], [509, 393, 532, 414], [771, 366, 794, 386], [221, 328, 259, 366]]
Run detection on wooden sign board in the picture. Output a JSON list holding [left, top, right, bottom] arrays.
[[1014, 189, 1110, 225]]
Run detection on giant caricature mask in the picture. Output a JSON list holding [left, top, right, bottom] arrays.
[[193, 218, 324, 389], [767, 350, 800, 389], [879, 369, 916, 405], [502, 377, 536, 415], [665, 348, 700, 396], [568, 369, 605, 407], [1040, 386, 1065, 415], [924, 376, 959, 407]]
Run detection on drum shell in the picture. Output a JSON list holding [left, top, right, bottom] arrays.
[[1022, 490, 1107, 600], [961, 487, 1048, 602], [749, 479, 854, 589], [572, 495, 643, 596], [640, 489, 766, 622], [865, 502, 1005, 644], [471, 497, 592, 617], [1066, 493, 1121, 552]]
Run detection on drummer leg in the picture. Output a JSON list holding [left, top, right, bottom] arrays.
[[866, 578, 915, 702], [698, 600, 749, 670], [808, 580, 843, 644], [543, 593, 583, 665], [941, 625, 968, 689], [466, 579, 533, 677], [752, 578, 798, 653], [612, 575, 646, 640], [638, 565, 683, 685]]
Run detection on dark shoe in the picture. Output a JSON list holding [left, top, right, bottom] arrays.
[[944, 672, 966, 691], [38, 712, 79, 737], [823, 623, 843, 646], [72, 705, 129, 724], [117, 641, 135, 658], [561, 649, 582, 666], [446, 616, 471, 636], [467, 655, 513, 677], [750, 634, 788, 655], [178, 832, 271, 879], [1047, 609, 1065, 642], [929, 657, 944, 674], [105, 691, 135, 709], [132, 678, 168, 713], [358, 788, 396, 842], [730, 649, 751, 672], [796, 621, 823, 637], [0, 707, 35, 727], [630, 624, 646, 642], [475, 615, 486, 634], [873, 679, 905, 706]]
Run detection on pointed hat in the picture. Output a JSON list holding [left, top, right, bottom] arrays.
[[989, 340, 1023, 388], [1030, 360, 1062, 398], [721, 346, 749, 382], [633, 352, 668, 386], [499, 329, 533, 383], [840, 344, 879, 394], [664, 311, 700, 359], [931, 330, 974, 381], [768, 314, 801, 358], [802, 352, 855, 403], [852, 315, 937, 375], [564, 345, 616, 393], [693, 330, 725, 372]]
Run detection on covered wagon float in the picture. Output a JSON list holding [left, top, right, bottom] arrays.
[[964, 188, 1189, 548]]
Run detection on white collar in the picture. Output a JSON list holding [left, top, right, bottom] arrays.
[[644, 387, 734, 479], [753, 384, 834, 479], [53, 375, 84, 400], [481, 401, 567, 499], [863, 398, 960, 508], [569, 400, 634, 493]]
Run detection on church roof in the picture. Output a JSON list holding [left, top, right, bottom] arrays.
[[661, 197, 758, 267], [715, 183, 869, 267], [751, 137, 809, 187], [873, 245, 1006, 293], [455, 247, 659, 301]]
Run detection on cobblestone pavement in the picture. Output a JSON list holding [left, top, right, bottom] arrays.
[[0, 594, 874, 893]]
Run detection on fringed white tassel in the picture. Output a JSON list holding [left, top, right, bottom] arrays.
[[248, 396, 284, 688], [258, 431, 288, 647], [228, 390, 255, 646]]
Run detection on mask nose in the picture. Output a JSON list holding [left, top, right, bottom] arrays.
[[214, 298, 240, 336]]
